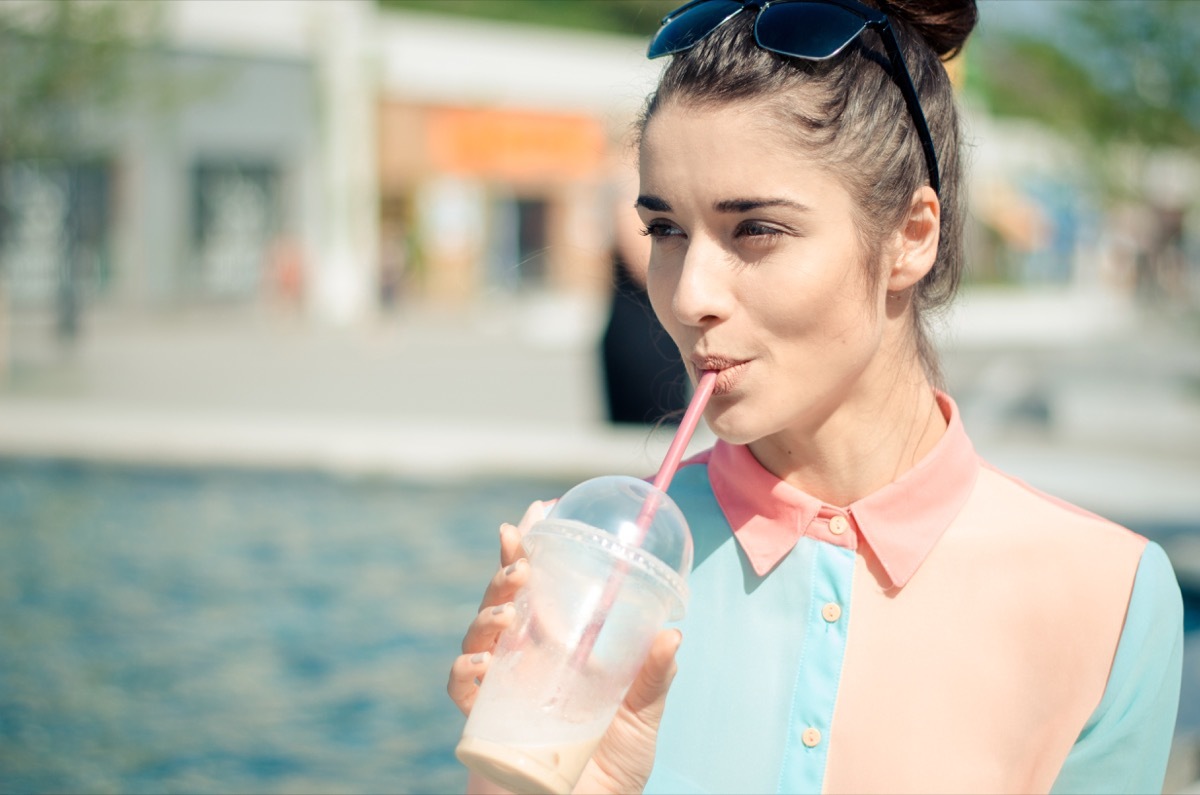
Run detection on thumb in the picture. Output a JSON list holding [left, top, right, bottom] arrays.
[[579, 630, 682, 795], [622, 629, 682, 719]]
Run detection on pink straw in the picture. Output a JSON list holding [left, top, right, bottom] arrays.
[[629, 369, 718, 539], [571, 370, 718, 667], [652, 369, 718, 493]]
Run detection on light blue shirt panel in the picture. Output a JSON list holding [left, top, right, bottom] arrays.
[[1051, 540, 1184, 795], [778, 541, 853, 794], [645, 465, 854, 795]]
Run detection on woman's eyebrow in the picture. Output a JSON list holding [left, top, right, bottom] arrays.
[[714, 197, 812, 213], [635, 195, 672, 212], [635, 196, 812, 213]]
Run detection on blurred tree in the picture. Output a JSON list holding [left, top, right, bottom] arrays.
[[970, 0, 1200, 185], [969, 0, 1200, 301], [0, 0, 162, 342], [379, 0, 679, 36], [0, 0, 163, 160]]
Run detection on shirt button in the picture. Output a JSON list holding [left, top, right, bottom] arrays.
[[829, 515, 849, 535], [802, 727, 822, 748], [822, 602, 842, 622]]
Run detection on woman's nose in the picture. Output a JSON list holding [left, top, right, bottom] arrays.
[[671, 240, 733, 327]]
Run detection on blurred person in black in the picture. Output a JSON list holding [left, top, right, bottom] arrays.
[[600, 198, 689, 425]]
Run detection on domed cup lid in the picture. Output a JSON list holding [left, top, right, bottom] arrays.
[[525, 475, 693, 618]]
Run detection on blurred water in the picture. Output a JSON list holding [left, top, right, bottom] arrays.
[[0, 458, 573, 794], [1, 459, 1196, 794]]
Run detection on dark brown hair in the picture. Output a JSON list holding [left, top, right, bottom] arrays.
[[638, 0, 978, 385]]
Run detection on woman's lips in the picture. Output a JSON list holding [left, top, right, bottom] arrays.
[[695, 358, 750, 396]]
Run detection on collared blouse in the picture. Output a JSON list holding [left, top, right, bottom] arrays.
[[645, 393, 1183, 794]]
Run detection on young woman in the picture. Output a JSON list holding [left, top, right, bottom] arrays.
[[449, 1, 1184, 792]]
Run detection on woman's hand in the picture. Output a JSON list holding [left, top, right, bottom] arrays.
[[447, 500, 544, 716], [447, 500, 683, 794], [574, 627, 681, 794]]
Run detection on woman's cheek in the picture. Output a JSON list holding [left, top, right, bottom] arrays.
[[646, 267, 677, 330]]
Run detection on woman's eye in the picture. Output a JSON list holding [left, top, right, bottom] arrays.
[[736, 221, 783, 239], [640, 222, 683, 239]]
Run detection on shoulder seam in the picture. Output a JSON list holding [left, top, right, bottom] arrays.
[[978, 460, 1146, 543]]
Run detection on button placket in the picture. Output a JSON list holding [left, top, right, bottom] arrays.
[[780, 543, 854, 790]]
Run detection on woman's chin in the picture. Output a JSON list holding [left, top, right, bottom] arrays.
[[704, 407, 763, 447]]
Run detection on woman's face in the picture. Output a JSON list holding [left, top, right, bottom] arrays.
[[638, 101, 898, 446]]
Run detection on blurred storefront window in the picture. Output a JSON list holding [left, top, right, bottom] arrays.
[[0, 159, 112, 340], [378, 102, 610, 303], [190, 161, 281, 300]]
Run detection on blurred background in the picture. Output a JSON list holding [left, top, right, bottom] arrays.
[[0, 0, 1198, 792]]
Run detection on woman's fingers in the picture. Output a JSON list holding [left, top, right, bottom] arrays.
[[462, 600, 516, 655], [450, 501, 549, 719], [447, 650, 492, 716], [495, 500, 550, 572], [498, 523, 524, 569], [476, 556, 529, 614]]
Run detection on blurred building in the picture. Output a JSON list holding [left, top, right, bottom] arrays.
[[375, 11, 658, 306], [0, 0, 660, 328], [1, 2, 325, 320], [5, 0, 1195, 333], [965, 108, 1200, 303]]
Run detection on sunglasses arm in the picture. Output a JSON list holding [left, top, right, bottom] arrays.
[[877, 22, 941, 195]]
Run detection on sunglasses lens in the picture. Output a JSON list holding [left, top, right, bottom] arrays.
[[648, 0, 746, 58], [756, 2, 868, 60]]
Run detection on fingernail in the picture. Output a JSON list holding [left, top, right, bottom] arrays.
[[491, 603, 509, 615], [470, 652, 489, 664]]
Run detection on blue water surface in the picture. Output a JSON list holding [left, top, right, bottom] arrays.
[[0, 458, 572, 794]]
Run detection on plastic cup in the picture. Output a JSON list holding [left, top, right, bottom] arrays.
[[456, 475, 693, 795]]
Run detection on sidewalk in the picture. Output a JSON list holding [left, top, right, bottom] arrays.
[[2, 288, 1196, 482], [0, 297, 716, 480], [2, 289, 1198, 484]]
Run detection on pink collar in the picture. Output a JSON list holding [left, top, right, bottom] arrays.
[[695, 392, 978, 589]]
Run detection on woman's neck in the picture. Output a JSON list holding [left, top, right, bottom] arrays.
[[747, 360, 947, 507]]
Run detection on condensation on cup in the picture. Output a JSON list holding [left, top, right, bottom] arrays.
[[456, 475, 693, 795]]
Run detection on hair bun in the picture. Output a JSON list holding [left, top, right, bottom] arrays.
[[882, 0, 978, 60]]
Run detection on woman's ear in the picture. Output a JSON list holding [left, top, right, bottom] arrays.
[[886, 186, 940, 293]]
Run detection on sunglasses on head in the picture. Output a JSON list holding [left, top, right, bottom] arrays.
[[648, 0, 940, 195]]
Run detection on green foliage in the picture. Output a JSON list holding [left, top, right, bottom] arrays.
[[971, 0, 1200, 150], [379, 0, 679, 36], [0, 0, 161, 159]]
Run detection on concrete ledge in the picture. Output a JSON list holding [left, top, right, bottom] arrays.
[[0, 400, 716, 481]]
